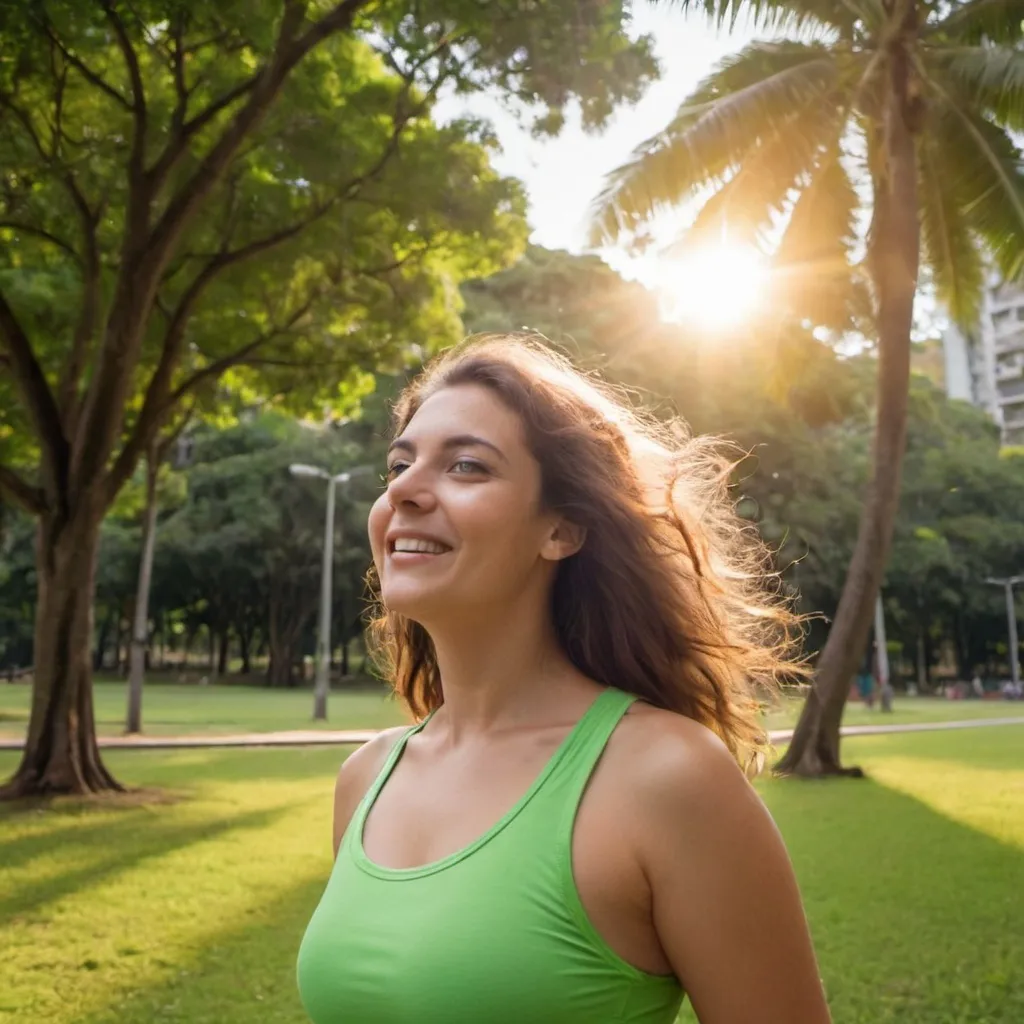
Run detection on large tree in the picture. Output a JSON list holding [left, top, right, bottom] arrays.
[[0, 0, 656, 796], [590, 0, 1024, 775]]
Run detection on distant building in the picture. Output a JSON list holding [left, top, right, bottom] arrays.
[[942, 279, 1024, 446]]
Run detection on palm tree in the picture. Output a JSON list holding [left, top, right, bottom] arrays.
[[591, 0, 1024, 776]]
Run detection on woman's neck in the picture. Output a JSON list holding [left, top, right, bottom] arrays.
[[422, 592, 592, 746]]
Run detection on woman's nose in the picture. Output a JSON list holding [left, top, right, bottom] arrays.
[[386, 465, 437, 512]]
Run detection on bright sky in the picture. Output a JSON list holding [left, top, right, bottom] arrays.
[[436, 3, 760, 287]]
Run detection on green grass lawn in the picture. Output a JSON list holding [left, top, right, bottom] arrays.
[[764, 692, 1024, 731], [1, 725, 1022, 1023], [1, 678, 1021, 741], [0, 679, 411, 739]]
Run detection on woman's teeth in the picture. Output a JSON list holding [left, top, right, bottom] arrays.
[[393, 538, 448, 554]]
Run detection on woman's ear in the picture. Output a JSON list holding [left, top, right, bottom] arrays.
[[540, 518, 587, 562]]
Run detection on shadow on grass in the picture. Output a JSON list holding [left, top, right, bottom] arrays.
[[0, 804, 291, 922], [749, 775, 1024, 1024], [0, 816, 139, 872], [80, 872, 328, 1024]]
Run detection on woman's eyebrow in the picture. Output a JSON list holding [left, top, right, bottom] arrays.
[[387, 434, 508, 464]]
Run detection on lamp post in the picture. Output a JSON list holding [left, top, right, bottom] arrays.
[[874, 593, 894, 711], [985, 575, 1023, 690], [290, 463, 370, 720]]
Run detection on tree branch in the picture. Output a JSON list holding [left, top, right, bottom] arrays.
[[100, 0, 147, 178], [0, 289, 68, 492], [101, 202, 332, 504], [169, 15, 189, 136], [39, 19, 132, 111], [339, 37, 457, 203], [0, 221, 80, 262], [75, 0, 370, 498], [168, 291, 325, 406], [147, 77, 259, 190], [58, 203, 103, 431], [0, 91, 49, 162], [0, 89, 99, 251], [146, 0, 367, 263], [0, 464, 46, 516]]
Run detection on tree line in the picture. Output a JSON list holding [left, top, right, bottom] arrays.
[[3, 247, 1022, 693]]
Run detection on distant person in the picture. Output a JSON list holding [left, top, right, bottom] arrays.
[[857, 670, 875, 708], [297, 338, 832, 1024], [971, 674, 985, 699]]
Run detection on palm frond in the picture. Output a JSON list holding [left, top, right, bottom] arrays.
[[918, 126, 987, 329], [590, 42, 844, 243], [927, 0, 1024, 45], [659, 0, 864, 37], [925, 45, 1024, 132], [926, 78, 1024, 281], [682, 97, 847, 249], [773, 147, 864, 329]]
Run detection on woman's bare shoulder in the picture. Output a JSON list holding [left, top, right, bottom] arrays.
[[332, 725, 411, 853], [610, 702, 831, 1022], [614, 700, 748, 798]]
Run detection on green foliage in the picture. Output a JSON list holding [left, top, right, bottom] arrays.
[[0, 0, 656, 520], [154, 410, 388, 684]]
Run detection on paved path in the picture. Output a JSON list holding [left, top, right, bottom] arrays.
[[1, 716, 1022, 752]]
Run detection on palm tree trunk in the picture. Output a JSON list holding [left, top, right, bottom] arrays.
[[777, 45, 921, 777]]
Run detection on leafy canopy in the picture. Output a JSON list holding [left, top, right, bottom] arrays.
[[0, 0, 657, 518]]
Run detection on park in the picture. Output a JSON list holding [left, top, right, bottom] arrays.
[[2, 1, 1024, 1022]]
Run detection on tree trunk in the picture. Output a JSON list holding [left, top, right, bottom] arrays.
[[776, 46, 920, 778], [238, 628, 252, 675], [1, 507, 124, 798], [183, 624, 197, 669], [113, 612, 126, 675], [94, 607, 115, 671], [126, 453, 159, 734], [217, 629, 230, 677], [207, 627, 217, 679], [916, 629, 928, 690]]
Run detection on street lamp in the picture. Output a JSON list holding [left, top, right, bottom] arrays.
[[985, 575, 1023, 690], [290, 463, 371, 720]]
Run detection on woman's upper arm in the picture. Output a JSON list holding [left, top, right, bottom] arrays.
[[332, 726, 408, 858], [640, 724, 832, 1024]]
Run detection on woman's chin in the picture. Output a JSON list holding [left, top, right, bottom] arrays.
[[380, 584, 444, 623]]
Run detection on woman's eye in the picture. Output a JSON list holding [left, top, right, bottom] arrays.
[[451, 459, 486, 475], [385, 462, 408, 482]]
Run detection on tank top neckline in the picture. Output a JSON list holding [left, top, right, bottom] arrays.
[[351, 687, 631, 881]]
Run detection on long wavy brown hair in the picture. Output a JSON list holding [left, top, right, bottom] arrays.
[[367, 335, 804, 773]]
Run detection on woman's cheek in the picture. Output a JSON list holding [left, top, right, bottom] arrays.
[[367, 493, 391, 570]]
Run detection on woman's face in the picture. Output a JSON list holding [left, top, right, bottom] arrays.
[[368, 383, 569, 625]]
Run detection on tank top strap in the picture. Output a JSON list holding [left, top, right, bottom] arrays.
[[545, 687, 638, 806], [345, 713, 434, 851]]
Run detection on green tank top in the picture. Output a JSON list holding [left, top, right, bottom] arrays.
[[296, 687, 684, 1023]]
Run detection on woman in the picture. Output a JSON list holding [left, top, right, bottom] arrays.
[[297, 337, 832, 1023]]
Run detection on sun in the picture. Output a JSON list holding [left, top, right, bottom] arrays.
[[655, 243, 769, 331]]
